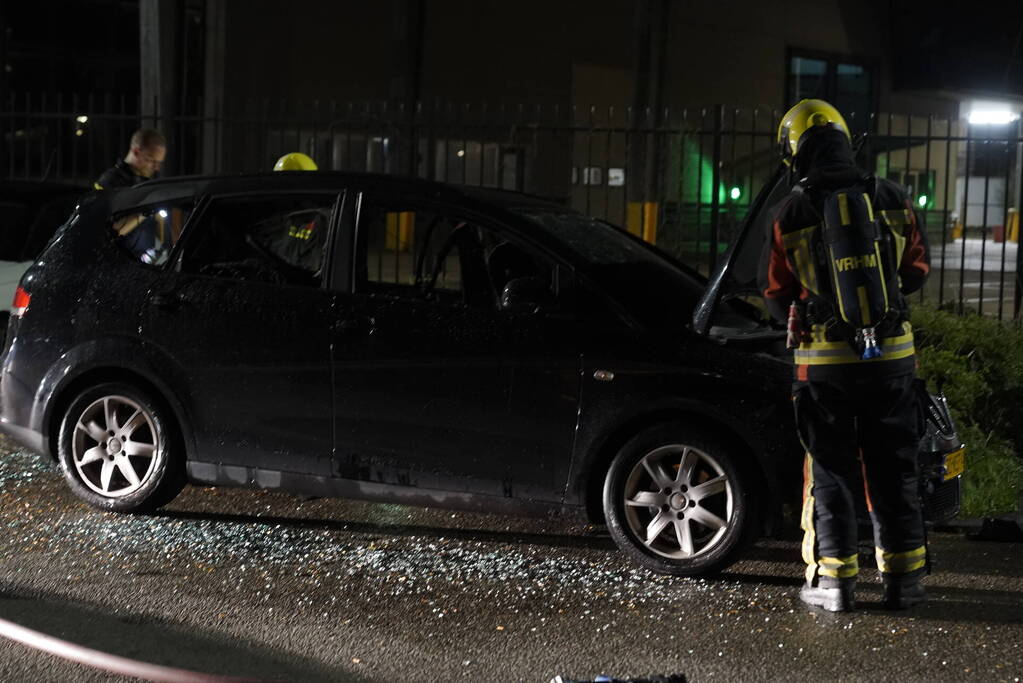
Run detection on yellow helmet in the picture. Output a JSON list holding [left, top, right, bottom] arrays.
[[273, 152, 318, 171], [777, 99, 850, 163]]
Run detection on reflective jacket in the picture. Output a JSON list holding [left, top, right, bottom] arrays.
[[763, 175, 930, 381]]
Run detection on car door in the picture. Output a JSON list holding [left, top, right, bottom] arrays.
[[329, 193, 580, 502], [691, 164, 791, 337], [140, 191, 341, 476]]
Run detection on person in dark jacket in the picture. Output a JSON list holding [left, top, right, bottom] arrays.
[[93, 129, 166, 190], [97, 129, 167, 259], [762, 99, 930, 612]]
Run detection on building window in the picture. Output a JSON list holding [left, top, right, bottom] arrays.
[[787, 51, 876, 133]]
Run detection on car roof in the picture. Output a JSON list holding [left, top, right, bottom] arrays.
[[108, 172, 567, 215], [0, 180, 88, 202]]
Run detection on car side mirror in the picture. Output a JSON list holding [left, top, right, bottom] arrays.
[[500, 276, 554, 314]]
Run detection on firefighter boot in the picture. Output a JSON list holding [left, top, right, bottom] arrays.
[[882, 569, 926, 609], [799, 576, 855, 612]]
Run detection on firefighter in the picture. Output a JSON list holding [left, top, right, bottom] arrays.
[[273, 152, 318, 172], [762, 99, 930, 612], [93, 128, 166, 190], [252, 153, 328, 276]]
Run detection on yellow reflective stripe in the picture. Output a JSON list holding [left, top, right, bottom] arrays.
[[876, 546, 927, 574], [782, 225, 820, 294], [798, 322, 912, 351], [838, 193, 851, 225], [881, 209, 909, 262], [801, 453, 818, 582], [795, 330, 915, 365], [794, 341, 915, 365], [819, 555, 859, 579], [880, 209, 908, 226], [863, 193, 875, 221], [889, 223, 907, 263], [874, 241, 889, 308], [781, 224, 816, 249], [93, 182, 103, 190], [857, 286, 870, 326], [799, 330, 913, 351], [794, 246, 813, 294]]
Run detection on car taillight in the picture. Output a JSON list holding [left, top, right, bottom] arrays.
[[12, 286, 30, 318]]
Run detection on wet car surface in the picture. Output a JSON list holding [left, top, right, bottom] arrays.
[[1, 441, 1019, 682], [0, 172, 962, 581], [0, 181, 85, 335], [0, 172, 803, 578]]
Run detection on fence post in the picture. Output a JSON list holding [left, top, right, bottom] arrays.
[[708, 103, 724, 273], [1015, 118, 1023, 320]]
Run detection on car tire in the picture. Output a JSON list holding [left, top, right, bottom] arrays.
[[57, 382, 185, 513], [602, 422, 759, 576]]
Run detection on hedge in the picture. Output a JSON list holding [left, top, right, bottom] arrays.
[[912, 304, 1023, 518]]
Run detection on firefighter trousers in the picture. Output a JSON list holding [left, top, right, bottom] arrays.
[[793, 371, 926, 584]]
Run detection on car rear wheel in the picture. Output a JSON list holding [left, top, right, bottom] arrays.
[[602, 423, 759, 576], [57, 382, 185, 513]]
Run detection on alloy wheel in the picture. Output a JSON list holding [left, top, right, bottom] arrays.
[[622, 444, 734, 559], [71, 395, 161, 498]]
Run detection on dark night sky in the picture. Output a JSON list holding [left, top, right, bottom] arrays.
[[890, 2, 1023, 97], [2, 1, 140, 96]]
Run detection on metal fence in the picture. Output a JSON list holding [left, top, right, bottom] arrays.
[[3, 94, 1022, 321]]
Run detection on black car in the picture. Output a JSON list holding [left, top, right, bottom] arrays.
[[0, 172, 963, 575]]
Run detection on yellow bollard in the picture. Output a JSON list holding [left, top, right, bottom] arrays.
[[626, 202, 644, 237], [1008, 208, 1019, 243], [626, 202, 659, 243], [951, 218, 963, 241], [385, 211, 415, 251], [642, 202, 659, 244]]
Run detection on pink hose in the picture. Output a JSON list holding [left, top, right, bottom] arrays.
[[0, 615, 269, 682]]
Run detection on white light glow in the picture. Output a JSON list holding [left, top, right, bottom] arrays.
[[158, 210, 168, 218], [75, 115, 88, 124], [968, 110, 1018, 125], [456, 149, 465, 158]]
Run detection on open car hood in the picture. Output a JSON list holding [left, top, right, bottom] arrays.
[[691, 164, 791, 338]]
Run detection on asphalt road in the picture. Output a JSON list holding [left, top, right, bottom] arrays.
[[0, 440, 1021, 682]]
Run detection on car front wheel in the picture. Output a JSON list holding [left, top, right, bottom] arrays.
[[602, 423, 759, 576], [57, 382, 185, 513]]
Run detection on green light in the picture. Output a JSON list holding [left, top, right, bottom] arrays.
[[918, 195, 928, 208], [730, 186, 742, 201]]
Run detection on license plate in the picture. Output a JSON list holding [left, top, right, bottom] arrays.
[[943, 447, 965, 480]]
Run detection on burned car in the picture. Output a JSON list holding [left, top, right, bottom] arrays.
[[0, 172, 962, 575]]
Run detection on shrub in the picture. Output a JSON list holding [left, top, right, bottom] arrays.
[[912, 305, 1023, 517]]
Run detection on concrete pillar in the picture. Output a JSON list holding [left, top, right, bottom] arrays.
[[202, 0, 226, 173], [139, 0, 180, 175], [627, 0, 669, 240]]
